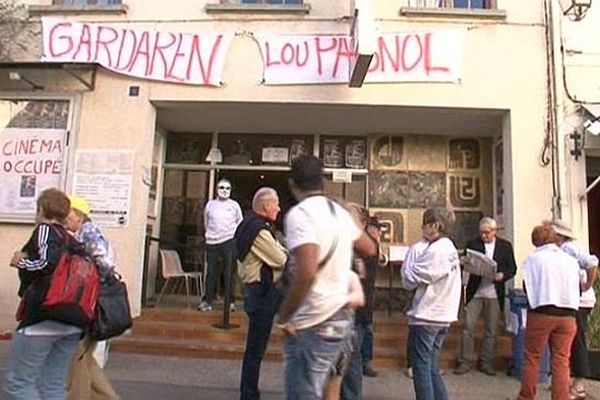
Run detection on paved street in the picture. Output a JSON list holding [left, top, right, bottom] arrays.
[[0, 341, 598, 399]]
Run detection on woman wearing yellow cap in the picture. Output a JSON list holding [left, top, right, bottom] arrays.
[[64, 195, 120, 400]]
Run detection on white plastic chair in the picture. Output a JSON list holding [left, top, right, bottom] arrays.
[[157, 249, 203, 307]]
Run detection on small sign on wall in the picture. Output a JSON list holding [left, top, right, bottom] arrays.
[[262, 147, 289, 163], [332, 169, 352, 183]]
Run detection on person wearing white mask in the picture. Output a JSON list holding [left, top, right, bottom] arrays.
[[198, 179, 243, 312]]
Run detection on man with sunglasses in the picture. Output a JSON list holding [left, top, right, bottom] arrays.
[[198, 179, 243, 312], [454, 217, 517, 376]]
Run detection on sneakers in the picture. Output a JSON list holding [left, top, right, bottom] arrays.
[[453, 363, 471, 375], [569, 387, 586, 400], [405, 367, 413, 379], [197, 301, 212, 312], [480, 364, 497, 376], [363, 364, 378, 377]]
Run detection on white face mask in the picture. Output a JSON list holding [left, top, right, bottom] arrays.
[[217, 181, 232, 199]]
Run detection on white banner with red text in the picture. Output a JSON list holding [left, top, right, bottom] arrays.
[[41, 17, 465, 86], [256, 29, 466, 85], [41, 17, 233, 86]]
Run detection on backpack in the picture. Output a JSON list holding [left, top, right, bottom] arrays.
[[16, 226, 100, 328], [40, 244, 100, 328]]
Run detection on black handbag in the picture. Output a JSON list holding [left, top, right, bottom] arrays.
[[89, 274, 133, 341]]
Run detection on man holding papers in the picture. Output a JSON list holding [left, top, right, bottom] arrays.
[[454, 217, 517, 376]]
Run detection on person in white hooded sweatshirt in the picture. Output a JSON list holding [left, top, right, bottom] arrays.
[[402, 208, 462, 400]]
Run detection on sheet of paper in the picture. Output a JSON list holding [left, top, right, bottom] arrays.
[[463, 249, 497, 280], [72, 149, 134, 228], [389, 245, 409, 262]]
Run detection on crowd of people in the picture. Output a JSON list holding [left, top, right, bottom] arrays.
[[5, 154, 599, 400], [226, 155, 599, 400]]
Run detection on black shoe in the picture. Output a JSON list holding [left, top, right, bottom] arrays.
[[480, 364, 497, 376], [453, 363, 471, 375], [363, 364, 378, 377]]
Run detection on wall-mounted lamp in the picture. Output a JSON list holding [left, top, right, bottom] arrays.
[[205, 148, 223, 163], [558, 0, 592, 21], [569, 116, 600, 161], [569, 129, 583, 160], [583, 117, 600, 136], [7, 70, 44, 90]]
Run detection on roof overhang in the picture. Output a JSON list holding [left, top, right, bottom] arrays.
[[0, 62, 97, 92]]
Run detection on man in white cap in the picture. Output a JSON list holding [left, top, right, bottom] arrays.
[[198, 179, 243, 312], [550, 219, 598, 399]]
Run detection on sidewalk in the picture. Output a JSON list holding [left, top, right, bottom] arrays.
[[0, 341, 598, 399]]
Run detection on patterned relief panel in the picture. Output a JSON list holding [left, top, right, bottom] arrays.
[[450, 211, 484, 250], [370, 135, 406, 170], [367, 134, 491, 248], [447, 138, 483, 210], [449, 175, 481, 208], [408, 171, 446, 209], [369, 171, 408, 208], [448, 139, 480, 170], [406, 135, 447, 171], [370, 209, 405, 244]]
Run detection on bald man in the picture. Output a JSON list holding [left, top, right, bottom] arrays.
[[235, 187, 287, 400]]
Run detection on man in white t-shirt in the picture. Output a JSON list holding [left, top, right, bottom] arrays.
[[275, 155, 376, 400], [198, 179, 243, 312]]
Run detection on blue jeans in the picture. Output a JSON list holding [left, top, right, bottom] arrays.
[[341, 322, 366, 400], [409, 325, 449, 400], [240, 284, 279, 400], [284, 317, 353, 400], [5, 332, 80, 400]]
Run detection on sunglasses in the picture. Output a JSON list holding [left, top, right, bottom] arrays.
[[218, 186, 231, 190]]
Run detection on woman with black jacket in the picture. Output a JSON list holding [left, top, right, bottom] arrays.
[[5, 189, 82, 400]]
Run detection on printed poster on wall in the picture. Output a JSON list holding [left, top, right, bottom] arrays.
[[72, 149, 134, 228], [0, 128, 66, 218]]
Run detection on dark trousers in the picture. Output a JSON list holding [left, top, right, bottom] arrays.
[[240, 284, 278, 400], [341, 322, 366, 400], [570, 307, 592, 378], [360, 323, 374, 369], [204, 239, 236, 305]]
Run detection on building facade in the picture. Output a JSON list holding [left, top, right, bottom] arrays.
[[0, 0, 594, 328]]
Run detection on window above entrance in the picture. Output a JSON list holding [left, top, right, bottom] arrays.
[[238, 0, 302, 3], [52, 0, 121, 4], [205, 0, 310, 14], [31, 0, 127, 15], [401, 0, 506, 19], [406, 0, 493, 9]]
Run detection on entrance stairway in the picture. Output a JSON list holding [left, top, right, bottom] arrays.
[[112, 306, 513, 371]]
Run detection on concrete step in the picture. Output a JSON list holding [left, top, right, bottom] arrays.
[[129, 319, 512, 353], [113, 307, 513, 370]]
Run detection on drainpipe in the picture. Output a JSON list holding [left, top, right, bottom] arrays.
[[543, 0, 563, 220]]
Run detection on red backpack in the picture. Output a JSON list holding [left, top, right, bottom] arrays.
[[41, 245, 100, 328], [16, 226, 100, 328]]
